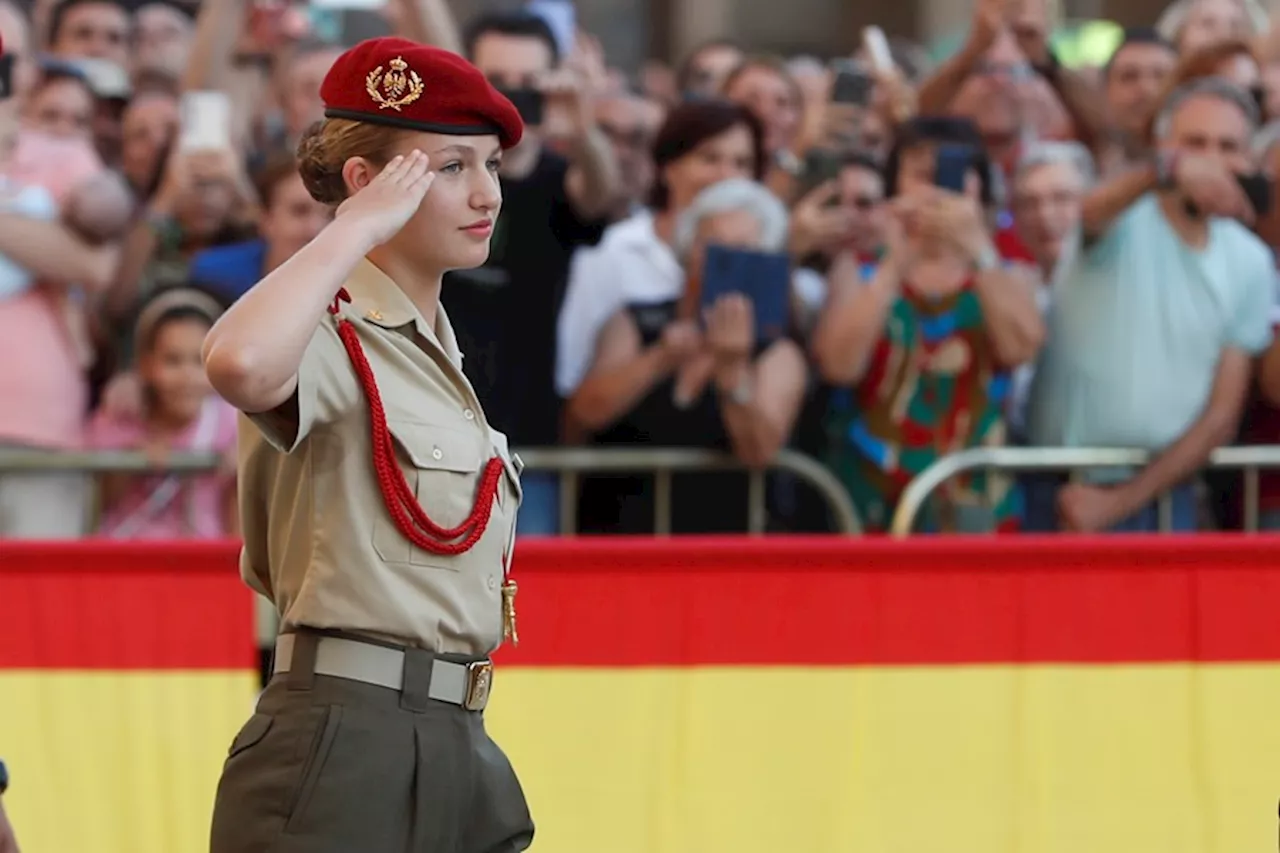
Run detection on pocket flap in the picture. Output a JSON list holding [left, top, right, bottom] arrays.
[[228, 712, 273, 757], [387, 421, 482, 474]]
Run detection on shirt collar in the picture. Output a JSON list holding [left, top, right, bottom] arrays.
[[343, 257, 464, 370]]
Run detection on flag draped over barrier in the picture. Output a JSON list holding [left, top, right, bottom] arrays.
[[2, 536, 1279, 853]]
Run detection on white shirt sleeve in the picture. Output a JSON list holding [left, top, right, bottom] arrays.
[[555, 246, 625, 398]]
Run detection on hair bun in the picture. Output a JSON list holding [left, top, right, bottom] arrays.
[[295, 120, 347, 205]]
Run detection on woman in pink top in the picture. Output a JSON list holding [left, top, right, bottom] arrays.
[[86, 288, 237, 539]]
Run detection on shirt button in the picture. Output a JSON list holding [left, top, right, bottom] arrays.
[[432, 447, 443, 461], [464, 409, 475, 421], [487, 576, 498, 590]]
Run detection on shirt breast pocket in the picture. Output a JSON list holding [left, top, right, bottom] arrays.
[[371, 420, 489, 571]]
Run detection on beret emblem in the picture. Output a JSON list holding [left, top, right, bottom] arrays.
[[365, 56, 425, 111]]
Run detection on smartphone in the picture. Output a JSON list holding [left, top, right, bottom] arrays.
[[179, 91, 232, 152], [934, 143, 972, 193], [863, 26, 894, 74], [0, 54, 12, 101], [1238, 171, 1273, 217], [798, 148, 843, 204], [1185, 172, 1275, 220], [500, 87, 545, 126], [699, 244, 791, 344], [831, 62, 874, 106], [526, 0, 576, 57]]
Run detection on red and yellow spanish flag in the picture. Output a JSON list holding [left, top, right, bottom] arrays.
[[491, 537, 1280, 853], [4, 536, 1280, 853], [0, 543, 257, 853]]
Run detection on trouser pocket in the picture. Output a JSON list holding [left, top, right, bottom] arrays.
[[284, 705, 343, 833]]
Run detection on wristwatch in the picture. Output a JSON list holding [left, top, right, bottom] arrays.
[[0, 759, 9, 794], [774, 149, 803, 177], [974, 241, 1001, 273]]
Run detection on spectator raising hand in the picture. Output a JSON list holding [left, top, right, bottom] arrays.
[[788, 180, 855, 257], [1172, 151, 1256, 221], [910, 186, 994, 261]]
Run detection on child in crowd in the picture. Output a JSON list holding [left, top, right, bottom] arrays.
[[0, 96, 58, 300], [85, 288, 238, 539]]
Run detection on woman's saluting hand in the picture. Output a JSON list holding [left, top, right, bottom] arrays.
[[337, 150, 437, 247]]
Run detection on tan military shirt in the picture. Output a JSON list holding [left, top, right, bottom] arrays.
[[236, 258, 522, 656]]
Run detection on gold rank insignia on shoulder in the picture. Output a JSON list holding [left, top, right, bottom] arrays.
[[366, 56, 424, 112]]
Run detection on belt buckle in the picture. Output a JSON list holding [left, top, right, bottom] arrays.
[[463, 660, 494, 711]]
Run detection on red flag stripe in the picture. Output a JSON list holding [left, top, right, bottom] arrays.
[[3, 536, 1280, 669]]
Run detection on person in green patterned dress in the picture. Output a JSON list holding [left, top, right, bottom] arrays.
[[812, 118, 1046, 533]]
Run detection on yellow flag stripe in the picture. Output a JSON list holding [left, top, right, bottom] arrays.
[[6, 665, 1280, 853]]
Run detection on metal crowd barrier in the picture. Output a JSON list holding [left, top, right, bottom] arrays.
[[889, 445, 1280, 536], [0, 446, 862, 536], [518, 447, 861, 535]]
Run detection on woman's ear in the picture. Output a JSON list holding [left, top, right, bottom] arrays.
[[340, 157, 377, 195]]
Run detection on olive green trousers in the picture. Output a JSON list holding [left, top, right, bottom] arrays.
[[210, 634, 534, 852]]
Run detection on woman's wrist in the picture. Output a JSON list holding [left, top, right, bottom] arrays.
[[714, 356, 751, 393], [325, 213, 383, 259]]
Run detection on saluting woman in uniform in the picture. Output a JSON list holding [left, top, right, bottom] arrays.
[[203, 37, 533, 853]]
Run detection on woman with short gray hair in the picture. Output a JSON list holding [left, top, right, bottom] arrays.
[[672, 177, 790, 261], [565, 175, 809, 533]]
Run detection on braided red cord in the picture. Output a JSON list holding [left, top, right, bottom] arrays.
[[329, 289, 503, 556]]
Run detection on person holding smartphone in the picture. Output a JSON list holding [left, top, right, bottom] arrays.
[[565, 175, 808, 534], [812, 117, 1045, 533], [441, 10, 619, 537], [203, 38, 532, 852]]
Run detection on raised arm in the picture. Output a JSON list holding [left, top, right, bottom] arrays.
[[204, 150, 433, 412]]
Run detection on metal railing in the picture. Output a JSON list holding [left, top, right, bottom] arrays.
[[518, 447, 861, 535], [888, 445, 1280, 536], [0, 446, 862, 536]]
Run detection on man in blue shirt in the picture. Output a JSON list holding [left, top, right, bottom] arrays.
[[1028, 77, 1273, 532], [188, 157, 330, 304]]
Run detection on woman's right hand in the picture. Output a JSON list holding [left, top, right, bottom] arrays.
[[335, 150, 436, 247], [788, 180, 856, 258]]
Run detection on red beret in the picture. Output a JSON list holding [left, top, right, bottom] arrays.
[[321, 37, 523, 149]]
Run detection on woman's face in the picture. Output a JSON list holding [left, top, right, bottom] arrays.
[[724, 65, 801, 156], [140, 316, 212, 423], [121, 92, 178, 193], [663, 124, 757, 212], [26, 77, 94, 139], [688, 207, 764, 274], [374, 131, 504, 274], [1180, 0, 1250, 54]]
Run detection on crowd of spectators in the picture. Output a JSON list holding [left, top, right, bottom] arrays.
[[1, 0, 1279, 538]]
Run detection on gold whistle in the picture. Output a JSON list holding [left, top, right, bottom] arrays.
[[501, 579, 519, 646]]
